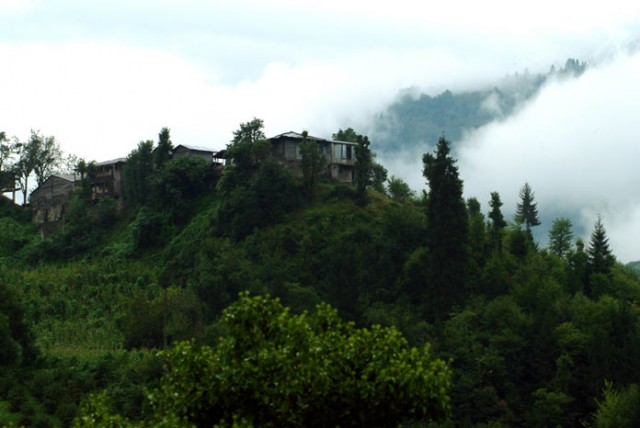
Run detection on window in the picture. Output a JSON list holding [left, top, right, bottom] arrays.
[[338, 144, 353, 160]]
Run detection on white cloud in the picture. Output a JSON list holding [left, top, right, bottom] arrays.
[[0, 42, 221, 159], [2, 1, 640, 261], [0, 0, 33, 15], [457, 51, 640, 262]]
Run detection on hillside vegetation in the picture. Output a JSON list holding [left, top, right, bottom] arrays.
[[1, 120, 639, 427]]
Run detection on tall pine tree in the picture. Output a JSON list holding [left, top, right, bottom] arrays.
[[353, 135, 372, 201], [587, 215, 615, 276], [422, 136, 468, 320], [547, 217, 574, 259], [488, 191, 507, 253], [515, 182, 541, 246], [515, 182, 541, 232]]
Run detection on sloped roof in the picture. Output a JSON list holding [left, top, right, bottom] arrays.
[[269, 131, 357, 145], [97, 157, 126, 166], [174, 144, 215, 153], [51, 174, 76, 182], [269, 131, 329, 142], [30, 174, 76, 196]]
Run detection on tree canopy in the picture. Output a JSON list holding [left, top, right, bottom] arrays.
[[422, 136, 468, 319], [548, 217, 574, 258], [515, 182, 541, 234], [76, 293, 452, 427], [587, 215, 615, 276], [299, 131, 326, 199]]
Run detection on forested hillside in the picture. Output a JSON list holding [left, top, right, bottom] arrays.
[[370, 58, 587, 156], [1, 120, 639, 427]]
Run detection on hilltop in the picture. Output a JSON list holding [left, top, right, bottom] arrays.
[[0, 120, 639, 426]]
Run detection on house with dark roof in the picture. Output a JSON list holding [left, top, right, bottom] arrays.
[[172, 144, 216, 162], [269, 132, 357, 183], [29, 174, 76, 226], [92, 158, 126, 200]]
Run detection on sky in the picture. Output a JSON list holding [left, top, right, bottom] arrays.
[[1, 0, 640, 261]]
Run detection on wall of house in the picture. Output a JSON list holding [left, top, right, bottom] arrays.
[[93, 163, 124, 199], [30, 177, 74, 224], [269, 136, 357, 184]]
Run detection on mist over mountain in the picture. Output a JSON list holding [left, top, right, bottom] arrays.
[[369, 58, 586, 157], [367, 52, 640, 263]]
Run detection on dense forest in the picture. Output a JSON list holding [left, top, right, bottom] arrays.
[[1, 118, 639, 427]]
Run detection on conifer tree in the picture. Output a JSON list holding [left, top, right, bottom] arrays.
[[123, 140, 154, 207], [467, 197, 487, 290], [488, 191, 507, 253], [422, 136, 468, 319], [587, 215, 615, 276], [515, 182, 541, 241], [548, 217, 573, 258], [515, 182, 541, 231], [353, 135, 372, 202]]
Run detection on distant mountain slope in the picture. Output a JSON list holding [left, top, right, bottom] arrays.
[[370, 58, 586, 155], [628, 261, 640, 274]]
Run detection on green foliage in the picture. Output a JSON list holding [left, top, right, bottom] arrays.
[[505, 226, 531, 259], [422, 136, 468, 320], [78, 294, 452, 427], [217, 158, 301, 240], [0, 217, 34, 257], [149, 156, 215, 224], [514, 182, 541, 235], [488, 191, 507, 253], [353, 135, 373, 200], [20, 191, 123, 262], [123, 140, 154, 207], [442, 296, 532, 425], [0, 282, 37, 367], [95, 197, 118, 229], [10, 130, 63, 204], [0, 130, 10, 171], [333, 127, 380, 201], [467, 197, 487, 291], [75, 159, 98, 200], [299, 132, 326, 199], [153, 127, 173, 169], [232, 117, 266, 147], [129, 207, 169, 251], [219, 118, 268, 190], [592, 382, 640, 428], [527, 388, 574, 427], [370, 161, 388, 194], [587, 216, 615, 277], [119, 287, 204, 350], [332, 127, 359, 142], [547, 217, 574, 258], [4, 117, 640, 428], [29, 130, 63, 187], [387, 175, 415, 203]]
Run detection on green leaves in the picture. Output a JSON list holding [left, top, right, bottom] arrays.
[[80, 293, 452, 427]]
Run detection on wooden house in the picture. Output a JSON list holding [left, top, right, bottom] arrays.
[[29, 174, 76, 226], [269, 132, 357, 183], [172, 144, 215, 162], [91, 158, 126, 200]]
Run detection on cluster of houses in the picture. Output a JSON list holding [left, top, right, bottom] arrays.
[[28, 131, 358, 228]]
